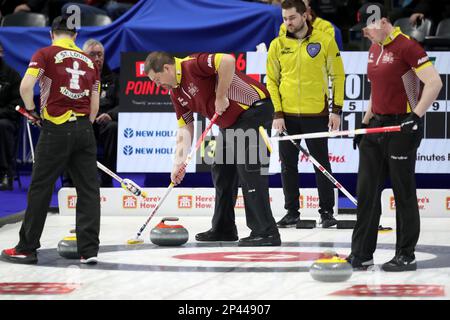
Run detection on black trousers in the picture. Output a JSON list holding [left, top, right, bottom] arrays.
[[0, 118, 17, 176], [279, 116, 335, 214], [64, 119, 118, 186], [211, 100, 278, 237], [16, 117, 101, 258], [93, 120, 118, 185], [351, 115, 422, 260]]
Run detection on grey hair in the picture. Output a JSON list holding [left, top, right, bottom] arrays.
[[82, 39, 104, 52]]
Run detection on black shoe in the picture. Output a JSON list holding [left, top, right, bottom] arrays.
[[0, 174, 13, 191], [320, 211, 337, 228], [1, 248, 38, 264], [346, 253, 374, 270], [195, 229, 238, 242], [238, 234, 281, 247], [80, 256, 98, 265], [276, 211, 300, 228], [382, 255, 417, 272]]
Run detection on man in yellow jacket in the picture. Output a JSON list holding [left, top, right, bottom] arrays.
[[267, 0, 345, 228], [279, 0, 343, 50]]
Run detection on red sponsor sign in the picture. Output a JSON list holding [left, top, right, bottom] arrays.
[[122, 195, 137, 209], [135, 61, 145, 77], [390, 196, 396, 210], [67, 195, 77, 209], [446, 197, 450, 210], [331, 284, 445, 297], [124, 80, 169, 95], [299, 195, 320, 209], [0, 282, 79, 295], [235, 195, 245, 209], [299, 153, 346, 163], [178, 195, 193, 209], [391, 196, 431, 210], [247, 74, 261, 82]]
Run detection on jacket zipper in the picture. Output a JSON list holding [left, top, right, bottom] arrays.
[[376, 44, 384, 65]]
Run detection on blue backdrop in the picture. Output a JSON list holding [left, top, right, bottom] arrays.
[[0, 0, 282, 74]]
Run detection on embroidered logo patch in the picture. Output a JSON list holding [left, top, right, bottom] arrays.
[[307, 43, 321, 58], [281, 48, 293, 55]]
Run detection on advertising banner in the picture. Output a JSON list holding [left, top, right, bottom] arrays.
[[118, 51, 449, 174], [58, 187, 338, 217], [381, 189, 450, 218]]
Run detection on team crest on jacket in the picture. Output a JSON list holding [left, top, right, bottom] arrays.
[[188, 82, 199, 96], [307, 43, 321, 58]]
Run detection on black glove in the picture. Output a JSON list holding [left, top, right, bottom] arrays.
[[400, 112, 421, 133], [28, 110, 42, 127], [353, 123, 368, 150]]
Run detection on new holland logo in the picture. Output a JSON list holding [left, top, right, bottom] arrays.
[[123, 145, 133, 156], [124, 128, 134, 138]]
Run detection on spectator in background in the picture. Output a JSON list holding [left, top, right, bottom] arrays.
[[13, 0, 48, 13], [0, 42, 22, 191], [390, 0, 449, 30], [8, 0, 137, 22], [63, 38, 119, 187], [8, 0, 83, 23], [62, 0, 137, 21], [0, 0, 23, 17], [85, 38, 119, 187]]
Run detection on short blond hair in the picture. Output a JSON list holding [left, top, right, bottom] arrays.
[[144, 51, 175, 74]]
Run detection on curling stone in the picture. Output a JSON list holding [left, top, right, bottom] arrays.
[[57, 236, 80, 259], [150, 217, 189, 246], [310, 255, 353, 282], [320, 249, 339, 259]]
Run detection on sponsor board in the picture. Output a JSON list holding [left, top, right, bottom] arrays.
[[58, 187, 338, 217], [381, 189, 450, 217], [118, 51, 450, 174], [117, 112, 198, 172]]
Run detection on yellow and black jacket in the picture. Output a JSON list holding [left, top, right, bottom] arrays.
[[279, 16, 335, 40], [267, 22, 345, 118]]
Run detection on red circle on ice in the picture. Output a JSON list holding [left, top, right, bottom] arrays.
[[174, 251, 344, 262]]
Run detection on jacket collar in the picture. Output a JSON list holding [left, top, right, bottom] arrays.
[[52, 38, 82, 52], [174, 56, 195, 86], [381, 26, 402, 46]]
